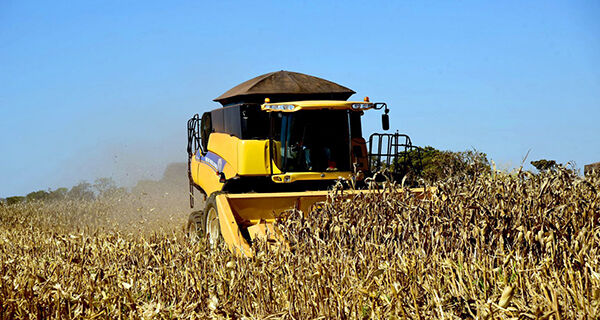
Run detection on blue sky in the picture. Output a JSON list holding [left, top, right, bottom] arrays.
[[1, 1, 599, 197]]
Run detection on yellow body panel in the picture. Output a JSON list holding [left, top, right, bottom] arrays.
[[192, 160, 224, 196], [190, 133, 239, 196], [206, 133, 239, 173], [191, 133, 278, 195], [237, 139, 273, 175]]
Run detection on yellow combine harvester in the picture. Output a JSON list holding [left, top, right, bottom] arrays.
[[186, 71, 426, 256]]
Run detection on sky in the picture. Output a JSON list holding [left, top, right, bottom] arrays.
[[1, 1, 599, 197]]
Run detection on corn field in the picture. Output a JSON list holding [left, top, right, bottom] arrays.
[[0, 168, 599, 319]]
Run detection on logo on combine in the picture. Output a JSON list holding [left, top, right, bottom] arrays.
[[198, 152, 226, 173]]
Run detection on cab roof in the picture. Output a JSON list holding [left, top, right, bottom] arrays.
[[214, 71, 355, 106]]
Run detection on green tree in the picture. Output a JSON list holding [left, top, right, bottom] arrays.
[[26, 190, 50, 202], [93, 177, 115, 197], [93, 177, 127, 198], [6, 196, 25, 205], [394, 146, 490, 183], [67, 181, 95, 201], [48, 188, 68, 201]]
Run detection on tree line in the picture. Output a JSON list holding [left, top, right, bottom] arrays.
[[1, 178, 127, 205], [389, 147, 566, 184]]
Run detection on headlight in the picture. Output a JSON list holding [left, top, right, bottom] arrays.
[[352, 103, 373, 110], [263, 104, 297, 111]]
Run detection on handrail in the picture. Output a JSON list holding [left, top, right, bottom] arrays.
[[367, 132, 423, 185], [187, 114, 201, 208]]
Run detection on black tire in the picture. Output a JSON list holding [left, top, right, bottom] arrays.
[[187, 194, 224, 247], [187, 210, 205, 242]]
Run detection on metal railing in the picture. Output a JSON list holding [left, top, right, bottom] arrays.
[[187, 114, 201, 208], [368, 132, 423, 184]]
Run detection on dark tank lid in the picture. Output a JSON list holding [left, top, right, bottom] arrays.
[[214, 70, 355, 106]]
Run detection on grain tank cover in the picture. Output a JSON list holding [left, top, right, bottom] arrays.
[[214, 71, 355, 106]]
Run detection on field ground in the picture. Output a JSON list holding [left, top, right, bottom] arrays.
[[0, 169, 599, 319]]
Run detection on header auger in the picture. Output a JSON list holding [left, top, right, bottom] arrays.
[[186, 71, 427, 256]]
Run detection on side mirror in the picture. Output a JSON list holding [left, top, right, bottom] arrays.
[[382, 114, 390, 131]]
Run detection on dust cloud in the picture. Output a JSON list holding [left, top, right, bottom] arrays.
[[94, 162, 203, 235], [36, 129, 207, 234]]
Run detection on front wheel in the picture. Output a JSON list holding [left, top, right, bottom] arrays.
[[204, 195, 223, 247], [187, 210, 205, 242], [187, 194, 223, 247]]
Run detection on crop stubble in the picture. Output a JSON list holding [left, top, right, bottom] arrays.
[[0, 168, 599, 319]]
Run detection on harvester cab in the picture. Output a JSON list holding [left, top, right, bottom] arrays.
[[186, 71, 425, 256]]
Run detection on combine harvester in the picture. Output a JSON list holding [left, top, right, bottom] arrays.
[[186, 71, 427, 256]]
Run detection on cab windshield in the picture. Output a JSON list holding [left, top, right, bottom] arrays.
[[271, 110, 351, 172]]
